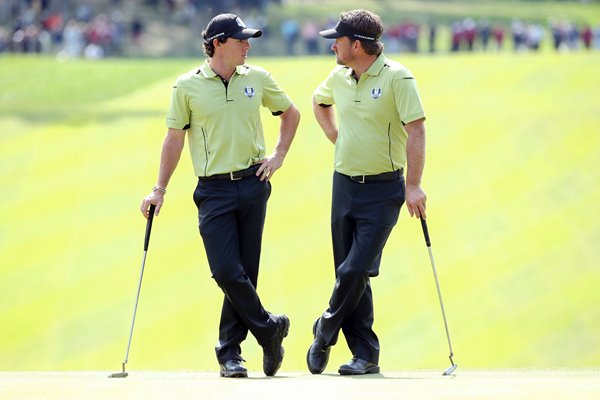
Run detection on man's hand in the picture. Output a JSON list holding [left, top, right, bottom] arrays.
[[256, 152, 284, 182], [405, 184, 427, 219], [140, 191, 164, 219], [256, 104, 299, 181]]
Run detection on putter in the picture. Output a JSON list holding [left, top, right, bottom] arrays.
[[109, 204, 157, 378], [419, 217, 457, 376]]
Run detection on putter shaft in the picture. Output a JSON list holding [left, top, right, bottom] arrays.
[[426, 246, 454, 357], [110, 204, 156, 378], [420, 218, 457, 375]]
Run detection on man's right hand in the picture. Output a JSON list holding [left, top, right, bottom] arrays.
[[140, 191, 164, 219]]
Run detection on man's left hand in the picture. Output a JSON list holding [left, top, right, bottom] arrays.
[[256, 153, 284, 182], [406, 184, 427, 219]]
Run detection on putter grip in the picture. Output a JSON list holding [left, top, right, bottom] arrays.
[[144, 204, 156, 251], [420, 217, 431, 247]]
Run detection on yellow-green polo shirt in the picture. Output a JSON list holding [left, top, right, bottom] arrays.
[[314, 54, 426, 176], [166, 60, 292, 177]]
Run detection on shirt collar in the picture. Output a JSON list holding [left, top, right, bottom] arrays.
[[198, 59, 250, 78], [235, 64, 250, 75], [365, 54, 387, 76], [198, 59, 216, 78], [344, 54, 387, 78]]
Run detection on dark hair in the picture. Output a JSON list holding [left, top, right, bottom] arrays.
[[341, 9, 384, 55], [202, 31, 227, 57]]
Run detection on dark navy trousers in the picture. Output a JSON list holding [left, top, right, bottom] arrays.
[[193, 175, 276, 364], [319, 171, 405, 364]]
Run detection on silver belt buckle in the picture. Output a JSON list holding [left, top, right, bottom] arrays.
[[230, 171, 242, 181], [356, 175, 365, 184]]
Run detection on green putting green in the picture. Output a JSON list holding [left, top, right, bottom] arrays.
[[1, 52, 599, 372], [1, 371, 600, 400]]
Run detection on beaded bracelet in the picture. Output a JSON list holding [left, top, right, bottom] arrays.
[[152, 186, 167, 194]]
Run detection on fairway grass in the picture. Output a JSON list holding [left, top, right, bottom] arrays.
[[1, 52, 599, 372], [1, 370, 599, 400]]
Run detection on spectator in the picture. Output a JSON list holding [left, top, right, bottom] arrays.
[[581, 25, 592, 49], [41, 10, 63, 47], [551, 21, 565, 50], [593, 25, 600, 50], [450, 21, 463, 52], [492, 24, 505, 51], [567, 23, 579, 50], [281, 18, 299, 55], [479, 18, 491, 50], [131, 15, 143, 45], [87, 14, 117, 55], [301, 20, 319, 54], [512, 19, 526, 51], [526, 23, 544, 51], [10, 28, 25, 52], [0, 27, 7, 52], [75, 3, 92, 23], [84, 41, 104, 59], [428, 21, 436, 53], [403, 20, 420, 53], [62, 19, 84, 58], [463, 18, 476, 51]]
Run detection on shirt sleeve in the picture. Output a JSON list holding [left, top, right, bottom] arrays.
[[313, 69, 335, 106], [261, 73, 292, 114], [392, 71, 426, 124], [166, 79, 190, 129]]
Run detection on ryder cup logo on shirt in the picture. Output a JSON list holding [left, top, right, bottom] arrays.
[[244, 86, 255, 97], [371, 88, 382, 99]]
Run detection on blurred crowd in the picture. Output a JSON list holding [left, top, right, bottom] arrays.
[[441, 18, 599, 53], [1, 0, 599, 57], [0, 0, 144, 58]]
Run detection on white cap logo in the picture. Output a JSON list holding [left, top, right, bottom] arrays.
[[236, 17, 246, 28]]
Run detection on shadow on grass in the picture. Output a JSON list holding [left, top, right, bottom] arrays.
[[319, 372, 457, 380], [0, 110, 164, 125]]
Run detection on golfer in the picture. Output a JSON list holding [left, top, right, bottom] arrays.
[[140, 13, 300, 378], [307, 9, 427, 375]]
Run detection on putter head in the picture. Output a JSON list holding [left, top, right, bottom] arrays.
[[443, 364, 457, 376], [109, 362, 128, 378]]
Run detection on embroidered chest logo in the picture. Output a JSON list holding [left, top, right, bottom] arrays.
[[244, 86, 255, 97], [371, 88, 382, 99]]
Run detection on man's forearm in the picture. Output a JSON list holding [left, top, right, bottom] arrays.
[[405, 119, 426, 186], [312, 97, 338, 144], [274, 104, 301, 158], [157, 128, 186, 188]]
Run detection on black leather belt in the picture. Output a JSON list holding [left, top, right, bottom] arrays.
[[348, 168, 403, 183], [199, 164, 260, 181]]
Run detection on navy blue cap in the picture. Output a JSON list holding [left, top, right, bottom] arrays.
[[319, 20, 378, 41], [204, 14, 262, 42]]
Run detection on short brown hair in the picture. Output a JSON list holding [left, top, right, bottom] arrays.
[[340, 9, 384, 55], [202, 31, 227, 57]]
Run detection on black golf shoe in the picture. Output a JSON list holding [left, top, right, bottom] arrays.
[[262, 314, 290, 376], [219, 360, 248, 378], [338, 357, 380, 375], [306, 317, 331, 374]]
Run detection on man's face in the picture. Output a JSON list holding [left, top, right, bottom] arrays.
[[331, 36, 354, 65], [219, 38, 251, 65]]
